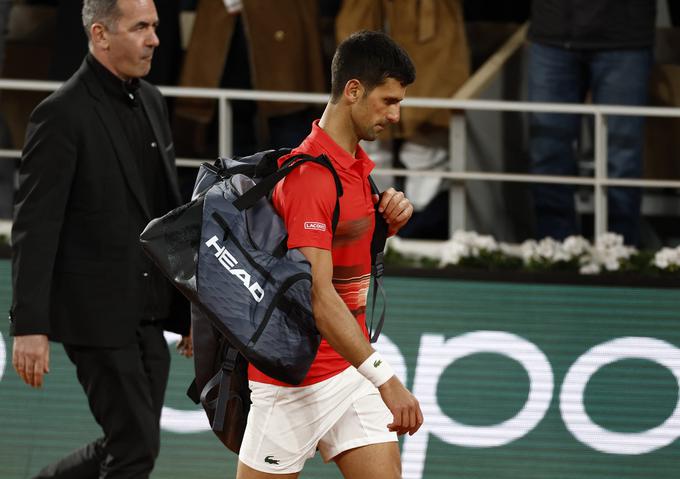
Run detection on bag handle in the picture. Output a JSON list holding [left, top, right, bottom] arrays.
[[191, 346, 239, 433], [211, 347, 239, 433]]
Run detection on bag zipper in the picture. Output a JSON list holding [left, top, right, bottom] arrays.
[[248, 272, 313, 347]]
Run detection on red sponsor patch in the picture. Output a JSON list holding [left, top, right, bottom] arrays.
[[304, 221, 327, 232]]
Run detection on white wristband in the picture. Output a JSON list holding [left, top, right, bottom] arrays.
[[357, 352, 394, 388]]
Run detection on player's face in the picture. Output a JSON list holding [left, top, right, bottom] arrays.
[[351, 78, 406, 141], [104, 0, 159, 80]]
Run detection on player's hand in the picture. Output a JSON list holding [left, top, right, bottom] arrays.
[[177, 333, 193, 358], [374, 188, 413, 234], [378, 375, 423, 436], [12, 334, 50, 388]]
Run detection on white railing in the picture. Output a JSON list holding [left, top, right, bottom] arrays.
[[2, 78, 680, 238]]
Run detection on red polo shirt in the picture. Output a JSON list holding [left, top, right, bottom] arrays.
[[248, 121, 376, 386]]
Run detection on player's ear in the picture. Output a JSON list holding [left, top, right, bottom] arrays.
[[343, 79, 364, 104]]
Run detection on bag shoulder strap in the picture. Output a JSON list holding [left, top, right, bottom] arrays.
[[367, 175, 388, 343], [232, 153, 344, 234]]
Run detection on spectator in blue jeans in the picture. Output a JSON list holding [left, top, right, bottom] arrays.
[[528, 0, 656, 246]]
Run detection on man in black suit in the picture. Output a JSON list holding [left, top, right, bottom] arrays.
[[9, 0, 191, 477], [48, 0, 182, 85]]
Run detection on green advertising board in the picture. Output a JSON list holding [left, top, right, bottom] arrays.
[[1, 259, 679, 478]]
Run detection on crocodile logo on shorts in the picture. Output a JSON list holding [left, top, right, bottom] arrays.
[[373, 360, 382, 368], [264, 455, 280, 465]]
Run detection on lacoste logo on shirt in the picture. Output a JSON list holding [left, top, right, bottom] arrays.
[[304, 221, 327, 232], [264, 455, 280, 465], [373, 360, 382, 368]]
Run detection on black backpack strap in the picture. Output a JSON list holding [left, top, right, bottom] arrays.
[[255, 148, 293, 177], [368, 175, 389, 343], [232, 153, 344, 234], [211, 350, 237, 433], [195, 346, 239, 433]]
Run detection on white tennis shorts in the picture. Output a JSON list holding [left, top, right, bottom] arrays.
[[238, 366, 398, 474]]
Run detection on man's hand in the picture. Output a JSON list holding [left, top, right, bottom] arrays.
[[176, 333, 193, 358], [375, 188, 413, 235], [378, 375, 424, 436], [12, 334, 50, 388]]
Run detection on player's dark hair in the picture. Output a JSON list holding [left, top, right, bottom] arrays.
[[330, 30, 415, 103]]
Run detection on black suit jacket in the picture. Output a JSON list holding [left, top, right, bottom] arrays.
[[10, 58, 189, 347]]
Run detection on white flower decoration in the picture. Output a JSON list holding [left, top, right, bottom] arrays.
[[653, 246, 680, 270], [439, 230, 499, 266]]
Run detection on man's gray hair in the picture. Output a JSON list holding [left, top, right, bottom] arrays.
[[82, 0, 122, 39]]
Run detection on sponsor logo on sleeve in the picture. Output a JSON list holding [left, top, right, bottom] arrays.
[[304, 221, 327, 232]]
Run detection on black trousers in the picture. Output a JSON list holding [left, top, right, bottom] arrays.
[[34, 323, 170, 479]]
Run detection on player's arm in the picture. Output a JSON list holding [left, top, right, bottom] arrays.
[[299, 247, 373, 364], [299, 246, 423, 435]]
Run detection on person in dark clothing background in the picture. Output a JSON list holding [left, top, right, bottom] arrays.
[[10, 1, 191, 477], [528, 0, 657, 246]]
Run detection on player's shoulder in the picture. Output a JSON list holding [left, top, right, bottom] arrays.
[[280, 152, 338, 192]]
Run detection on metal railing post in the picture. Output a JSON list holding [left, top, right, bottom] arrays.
[[449, 112, 467, 236], [218, 96, 233, 158], [593, 111, 608, 239]]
